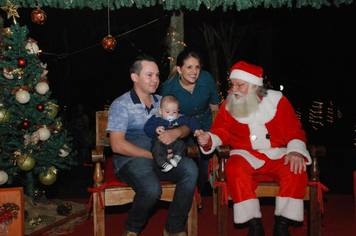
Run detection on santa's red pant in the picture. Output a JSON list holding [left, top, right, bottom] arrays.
[[225, 154, 308, 224]]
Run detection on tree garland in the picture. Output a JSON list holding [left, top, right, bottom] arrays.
[[0, 0, 353, 11]]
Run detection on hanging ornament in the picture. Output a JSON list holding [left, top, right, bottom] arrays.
[[25, 39, 39, 54], [3, 67, 13, 79], [0, 170, 9, 185], [53, 121, 62, 133], [39, 167, 57, 185], [102, 35, 116, 51], [5, 44, 12, 50], [0, 0, 20, 24], [17, 154, 36, 171], [41, 69, 48, 77], [16, 89, 30, 104], [22, 120, 30, 129], [0, 109, 10, 124], [36, 103, 44, 112], [0, 27, 12, 38], [102, 0, 116, 51], [13, 68, 25, 79], [45, 102, 58, 118], [35, 82, 49, 95], [24, 134, 30, 146], [58, 144, 69, 157], [18, 57, 26, 68], [38, 127, 50, 141], [24, 132, 40, 146], [31, 131, 40, 145], [31, 7, 47, 25]]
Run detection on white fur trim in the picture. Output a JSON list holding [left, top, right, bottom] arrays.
[[248, 123, 271, 150], [233, 199, 262, 223], [275, 196, 304, 222], [230, 149, 265, 169], [230, 69, 263, 86], [287, 139, 311, 165], [237, 90, 282, 125], [199, 132, 222, 155], [259, 148, 287, 160]]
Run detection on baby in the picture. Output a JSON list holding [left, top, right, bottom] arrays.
[[144, 94, 200, 172]]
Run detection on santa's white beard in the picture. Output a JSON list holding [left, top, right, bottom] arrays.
[[225, 88, 261, 118]]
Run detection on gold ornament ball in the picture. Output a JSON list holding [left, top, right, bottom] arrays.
[[46, 102, 58, 119], [39, 169, 57, 185], [17, 154, 36, 171], [102, 35, 117, 51], [0, 109, 10, 124]]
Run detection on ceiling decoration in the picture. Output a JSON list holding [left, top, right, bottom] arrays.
[[0, 0, 353, 11]]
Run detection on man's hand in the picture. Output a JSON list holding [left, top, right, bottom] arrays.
[[284, 151, 307, 174], [158, 129, 179, 145], [194, 129, 210, 147]]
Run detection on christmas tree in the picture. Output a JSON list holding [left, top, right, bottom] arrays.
[[0, 20, 76, 200]]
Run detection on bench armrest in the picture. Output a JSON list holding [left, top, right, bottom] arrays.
[[216, 144, 326, 182]]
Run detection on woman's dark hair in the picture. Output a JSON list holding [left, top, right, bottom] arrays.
[[176, 50, 203, 68]]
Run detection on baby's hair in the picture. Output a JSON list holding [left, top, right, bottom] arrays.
[[161, 94, 179, 108]]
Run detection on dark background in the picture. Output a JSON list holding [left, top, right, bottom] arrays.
[[1, 3, 355, 197]]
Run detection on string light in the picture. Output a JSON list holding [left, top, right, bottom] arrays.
[[309, 101, 324, 128], [166, 29, 186, 62]]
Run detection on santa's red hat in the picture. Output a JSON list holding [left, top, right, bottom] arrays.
[[229, 61, 263, 86]]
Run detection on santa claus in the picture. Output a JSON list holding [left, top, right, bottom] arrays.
[[194, 61, 311, 236]]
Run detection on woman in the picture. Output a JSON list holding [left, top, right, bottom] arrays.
[[161, 50, 220, 209]]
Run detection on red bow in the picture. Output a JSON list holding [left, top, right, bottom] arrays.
[[207, 158, 218, 181], [308, 182, 329, 213], [214, 181, 229, 205]]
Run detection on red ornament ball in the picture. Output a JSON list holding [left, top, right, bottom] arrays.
[[22, 120, 30, 129], [18, 58, 26, 67], [31, 8, 47, 25], [102, 35, 117, 51], [36, 104, 44, 112]]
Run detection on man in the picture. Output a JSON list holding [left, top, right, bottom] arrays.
[[107, 54, 198, 236], [194, 61, 311, 236]]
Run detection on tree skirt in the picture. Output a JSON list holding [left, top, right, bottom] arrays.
[[24, 196, 87, 236]]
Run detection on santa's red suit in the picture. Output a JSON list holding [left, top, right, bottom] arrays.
[[201, 89, 311, 224]]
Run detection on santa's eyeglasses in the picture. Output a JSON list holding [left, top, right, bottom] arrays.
[[229, 82, 247, 89]]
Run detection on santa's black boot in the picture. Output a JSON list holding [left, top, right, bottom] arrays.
[[273, 216, 291, 236], [247, 218, 265, 236]]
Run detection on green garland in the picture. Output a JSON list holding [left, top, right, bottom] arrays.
[[0, 0, 353, 11]]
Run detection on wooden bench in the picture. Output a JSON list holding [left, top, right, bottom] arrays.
[[90, 110, 198, 236], [214, 144, 326, 236]]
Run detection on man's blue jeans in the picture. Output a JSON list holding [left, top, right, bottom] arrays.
[[116, 156, 198, 234]]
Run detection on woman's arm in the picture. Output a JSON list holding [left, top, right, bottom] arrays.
[[209, 103, 219, 112]]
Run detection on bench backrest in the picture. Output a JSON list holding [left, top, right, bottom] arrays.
[[95, 110, 110, 147]]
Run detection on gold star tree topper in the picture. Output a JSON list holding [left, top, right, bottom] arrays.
[[1, 0, 20, 24]]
